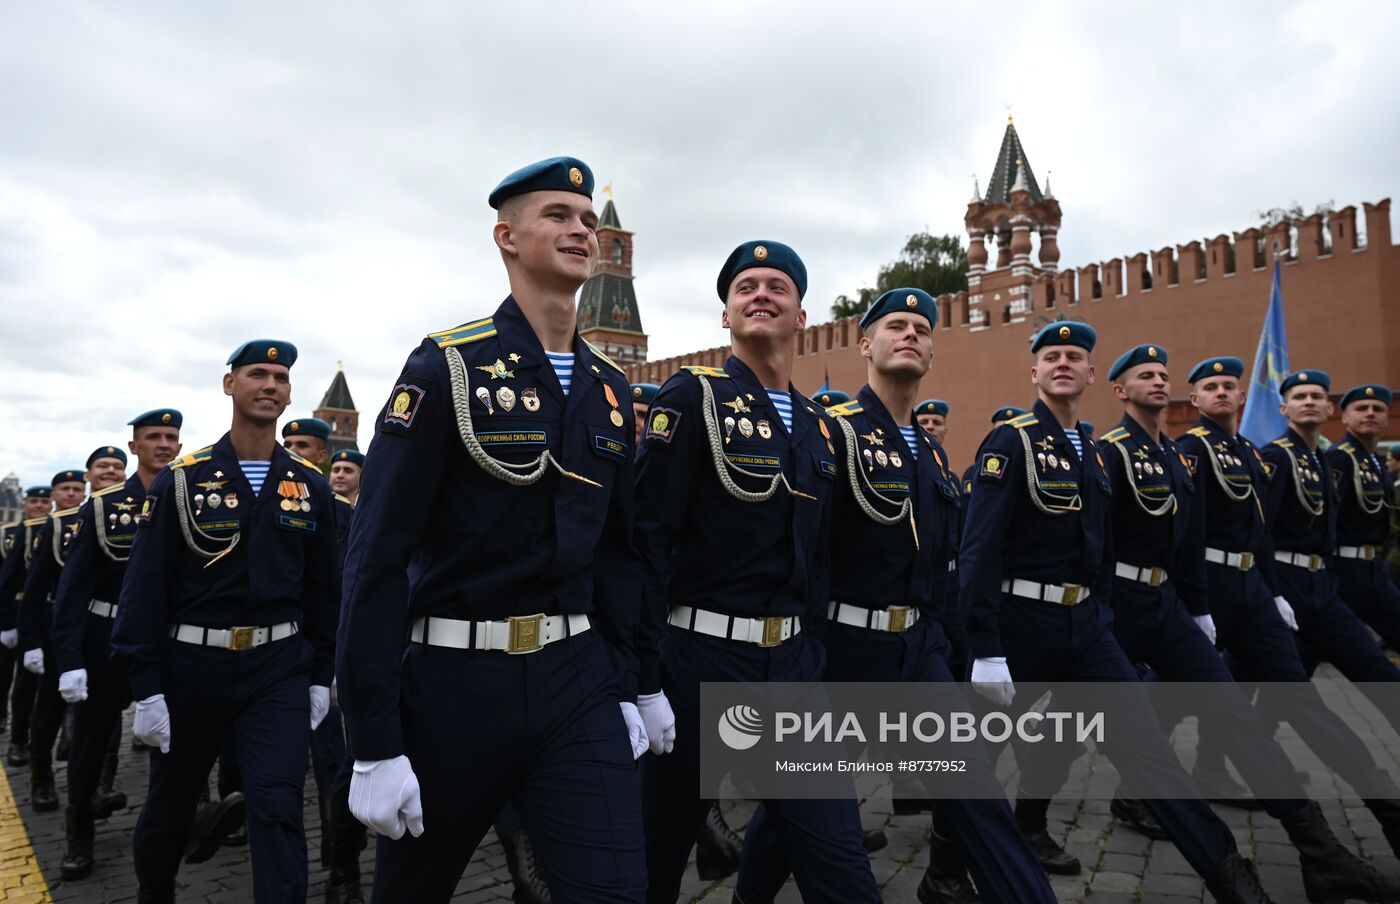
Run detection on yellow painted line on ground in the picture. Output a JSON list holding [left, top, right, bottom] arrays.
[[0, 762, 51, 903]]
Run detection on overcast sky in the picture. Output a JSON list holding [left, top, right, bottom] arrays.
[[1, 0, 1396, 485]]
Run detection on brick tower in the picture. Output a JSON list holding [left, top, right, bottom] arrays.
[[578, 190, 648, 364], [314, 362, 360, 456]]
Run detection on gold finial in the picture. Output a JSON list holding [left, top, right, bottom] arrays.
[[337, 359, 344, 372], [603, 183, 614, 201]]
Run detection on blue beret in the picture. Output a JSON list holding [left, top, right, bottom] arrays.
[[1080, 422, 1095, 435], [991, 405, 1029, 424], [332, 449, 365, 467], [1108, 343, 1167, 381], [1340, 384, 1393, 409], [86, 445, 128, 469], [716, 240, 807, 302], [1280, 369, 1330, 396], [51, 470, 83, 488], [859, 288, 938, 331], [1186, 356, 1244, 383], [25, 486, 51, 499], [814, 389, 851, 407], [630, 383, 660, 406], [1031, 320, 1097, 353], [128, 408, 183, 430], [282, 417, 331, 440], [227, 339, 297, 369], [915, 399, 949, 417], [488, 157, 593, 210]]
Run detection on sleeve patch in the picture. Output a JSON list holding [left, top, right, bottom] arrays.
[[139, 497, 156, 526], [1261, 461, 1277, 480], [383, 381, 428, 430], [978, 451, 1009, 482], [645, 407, 681, 443], [1184, 453, 1197, 474]]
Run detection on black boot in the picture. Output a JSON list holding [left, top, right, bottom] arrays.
[[6, 740, 28, 767], [1363, 769, 1400, 859], [1015, 797, 1080, 875], [30, 765, 59, 811], [1281, 801, 1400, 903], [499, 827, 551, 904], [1203, 853, 1276, 903], [92, 783, 128, 820], [60, 804, 95, 880], [916, 830, 980, 904], [1110, 796, 1169, 840], [695, 800, 743, 880], [137, 885, 175, 904], [1192, 761, 1265, 811], [323, 861, 365, 904], [184, 790, 246, 864]]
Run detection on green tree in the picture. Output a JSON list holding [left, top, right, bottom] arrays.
[[830, 232, 969, 320]]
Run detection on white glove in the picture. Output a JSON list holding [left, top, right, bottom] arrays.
[[134, 694, 172, 753], [22, 648, 44, 675], [1192, 614, 1218, 646], [619, 702, 649, 760], [58, 669, 88, 702], [309, 685, 330, 730], [350, 755, 424, 840], [1274, 596, 1299, 631], [636, 692, 677, 755], [0, 629, 16, 649], [971, 657, 1016, 706]]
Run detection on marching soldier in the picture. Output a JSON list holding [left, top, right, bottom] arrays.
[[1012, 345, 1400, 902], [960, 406, 1028, 490], [1326, 384, 1400, 649], [16, 467, 94, 810], [813, 388, 850, 408], [959, 321, 1278, 902], [733, 289, 1055, 904], [337, 157, 648, 903], [630, 384, 660, 448], [914, 398, 948, 444], [0, 485, 53, 749], [635, 240, 881, 903], [328, 449, 364, 507], [113, 339, 339, 904], [50, 413, 182, 879]]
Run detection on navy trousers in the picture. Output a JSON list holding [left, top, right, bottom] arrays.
[[1334, 557, 1400, 651], [29, 624, 65, 775], [133, 636, 312, 904], [643, 627, 880, 904], [67, 611, 132, 808], [735, 618, 1055, 904], [370, 629, 645, 904]]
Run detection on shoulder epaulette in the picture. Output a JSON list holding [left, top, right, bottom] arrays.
[[22, 516, 47, 527], [1336, 441, 1355, 454], [1101, 427, 1130, 444], [288, 451, 322, 471], [583, 340, 626, 375], [0, 521, 17, 532], [52, 507, 80, 519], [429, 317, 496, 348], [334, 493, 356, 507], [1271, 438, 1294, 448], [169, 446, 213, 470], [1187, 427, 1210, 438], [682, 365, 728, 378], [1007, 413, 1039, 430], [826, 400, 863, 418], [93, 483, 128, 498]]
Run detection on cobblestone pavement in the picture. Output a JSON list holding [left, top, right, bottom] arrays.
[[2, 664, 1399, 902]]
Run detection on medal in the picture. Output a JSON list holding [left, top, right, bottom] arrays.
[[890, 451, 903, 468], [281, 498, 295, 511], [603, 383, 623, 427], [476, 386, 494, 414], [757, 419, 772, 440], [225, 492, 239, 510], [193, 493, 205, 515], [819, 419, 834, 455], [1061, 457, 1071, 471], [119, 513, 132, 526], [108, 513, 118, 528], [207, 492, 222, 510], [875, 450, 889, 467], [1038, 452, 1047, 469], [724, 416, 736, 443], [497, 386, 517, 412], [738, 417, 754, 438], [522, 388, 540, 412], [611, 410, 625, 427], [1047, 453, 1059, 469], [863, 449, 874, 469]]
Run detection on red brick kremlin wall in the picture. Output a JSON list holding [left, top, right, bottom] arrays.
[[628, 200, 1399, 471]]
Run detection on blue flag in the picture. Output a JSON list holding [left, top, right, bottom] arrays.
[[1239, 261, 1290, 445]]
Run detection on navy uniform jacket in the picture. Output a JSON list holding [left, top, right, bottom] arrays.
[[1176, 417, 1280, 595], [112, 434, 339, 701], [826, 386, 960, 617], [17, 508, 83, 651], [338, 296, 641, 761], [634, 356, 840, 694], [1326, 434, 1390, 549], [51, 477, 145, 675], [1099, 416, 1207, 615], [1260, 429, 1338, 557], [959, 399, 1113, 660], [332, 495, 355, 563], [0, 518, 46, 632]]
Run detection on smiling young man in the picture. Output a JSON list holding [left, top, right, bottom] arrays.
[[328, 449, 363, 506], [337, 158, 647, 904], [50, 414, 181, 880], [113, 341, 338, 904], [0, 485, 54, 765], [634, 241, 880, 904]]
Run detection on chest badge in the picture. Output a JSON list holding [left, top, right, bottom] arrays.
[[722, 396, 750, 415], [477, 359, 515, 380], [889, 451, 903, 468], [757, 419, 772, 440], [476, 386, 494, 414], [522, 388, 540, 412], [738, 417, 754, 438], [496, 386, 517, 412]]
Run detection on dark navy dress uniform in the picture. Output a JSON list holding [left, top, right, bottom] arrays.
[[112, 434, 340, 902], [735, 384, 1055, 904], [959, 397, 1244, 880], [635, 356, 880, 904], [1326, 427, 1400, 650], [337, 296, 646, 903], [17, 505, 83, 786], [51, 476, 144, 862], [0, 514, 47, 756]]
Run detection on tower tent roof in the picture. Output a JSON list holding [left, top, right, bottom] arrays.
[[984, 121, 1044, 206], [318, 368, 356, 411]]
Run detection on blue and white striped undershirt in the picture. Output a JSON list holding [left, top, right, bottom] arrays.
[[546, 351, 574, 396], [240, 461, 270, 495], [899, 425, 919, 456], [765, 389, 793, 433], [1063, 428, 1083, 461]]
